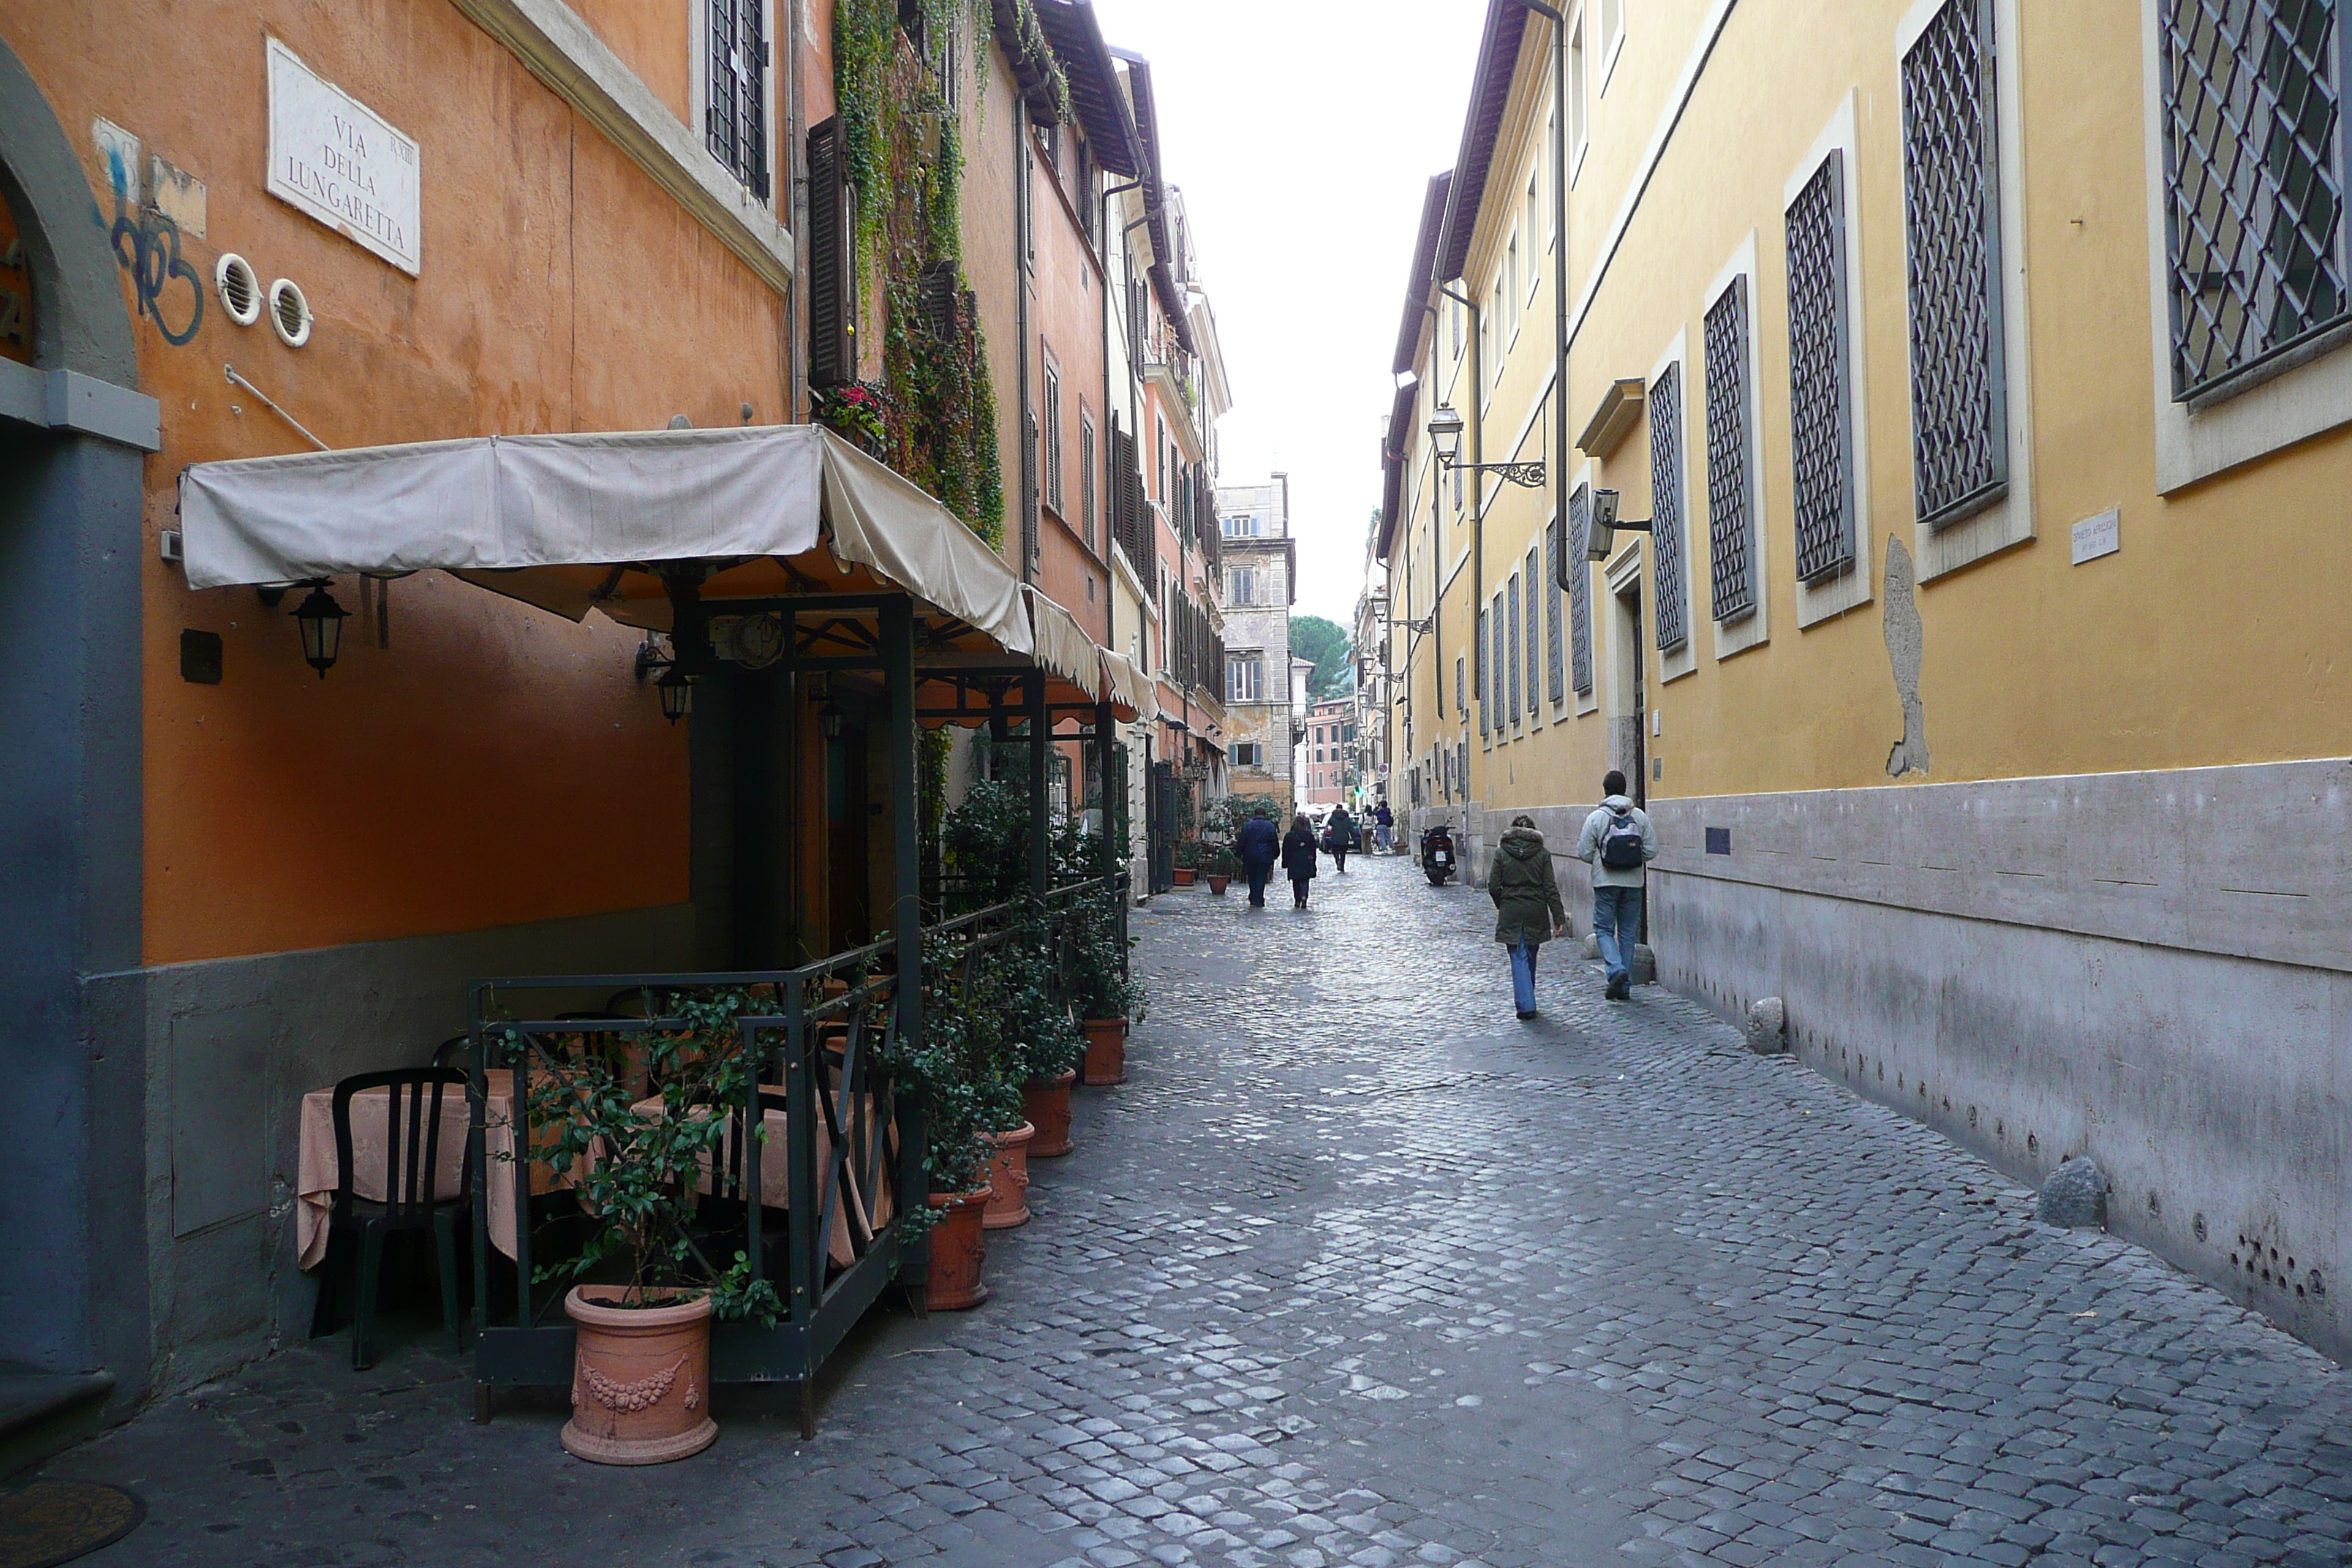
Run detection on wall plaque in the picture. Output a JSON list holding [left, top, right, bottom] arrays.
[[265, 39, 421, 275]]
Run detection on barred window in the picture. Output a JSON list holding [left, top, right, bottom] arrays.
[[1903, 0, 2008, 524], [1507, 574, 1523, 724], [1524, 546, 1543, 717], [1648, 363, 1690, 652], [2162, 0, 2348, 398], [1568, 484, 1594, 696], [1704, 276, 1758, 622], [1544, 521, 1566, 703], [1787, 154, 1858, 582], [706, 0, 770, 200]]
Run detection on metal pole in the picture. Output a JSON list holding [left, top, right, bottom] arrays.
[[1027, 671, 1051, 896], [1093, 698, 1117, 883], [881, 597, 926, 1269]]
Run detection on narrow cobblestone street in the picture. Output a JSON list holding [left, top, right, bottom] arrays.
[[59, 856, 2352, 1568]]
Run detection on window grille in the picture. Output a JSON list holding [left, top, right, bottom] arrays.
[[1507, 574, 1523, 724], [1545, 516, 1566, 702], [1568, 484, 1594, 696], [1525, 546, 1542, 718], [707, 0, 770, 200], [1648, 363, 1689, 652], [1903, 0, 2008, 524], [1704, 276, 1757, 622], [1787, 154, 1857, 582], [2162, 0, 2348, 397]]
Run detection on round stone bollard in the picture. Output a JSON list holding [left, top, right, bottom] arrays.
[[1580, 933, 1601, 960], [2038, 1156, 2109, 1229], [1744, 997, 1787, 1055], [1631, 945, 1656, 984]]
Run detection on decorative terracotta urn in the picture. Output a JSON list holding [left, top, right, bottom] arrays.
[[924, 1188, 992, 1310], [1081, 1017, 1126, 1086], [561, 1286, 717, 1466], [982, 1122, 1035, 1229], [1023, 1071, 1076, 1158]]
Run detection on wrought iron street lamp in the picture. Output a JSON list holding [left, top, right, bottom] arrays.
[[292, 583, 350, 677], [656, 666, 694, 723], [1427, 404, 1545, 489]]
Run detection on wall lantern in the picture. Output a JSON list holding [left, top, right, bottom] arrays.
[[821, 701, 846, 741], [292, 584, 350, 677], [656, 666, 694, 723], [1426, 404, 1465, 465]]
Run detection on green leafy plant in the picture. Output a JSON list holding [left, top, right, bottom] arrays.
[[897, 930, 1025, 1194], [501, 992, 785, 1324], [1066, 892, 1147, 1024], [1207, 846, 1239, 880], [943, 777, 1032, 908]]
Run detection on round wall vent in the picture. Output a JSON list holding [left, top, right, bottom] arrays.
[[267, 278, 312, 347], [216, 254, 261, 326]]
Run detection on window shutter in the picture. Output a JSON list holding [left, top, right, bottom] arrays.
[[806, 118, 857, 389]]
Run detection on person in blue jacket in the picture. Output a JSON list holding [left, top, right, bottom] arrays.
[[1235, 803, 1281, 908]]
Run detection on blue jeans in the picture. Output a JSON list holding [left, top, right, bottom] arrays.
[[1507, 941, 1540, 1014], [1592, 885, 1643, 984], [1245, 864, 1273, 905]]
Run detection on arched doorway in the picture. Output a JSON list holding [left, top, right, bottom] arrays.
[[0, 37, 152, 1414]]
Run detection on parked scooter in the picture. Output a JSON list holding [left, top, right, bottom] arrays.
[[1420, 825, 1457, 886]]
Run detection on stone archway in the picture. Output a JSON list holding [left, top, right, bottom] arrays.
[[0, 36, 151, 1411]]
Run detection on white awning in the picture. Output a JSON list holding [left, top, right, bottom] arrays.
[[1022, 584, 1104, 700], [178, 423, 1031, 655], [1100, 650, 1160, 724]]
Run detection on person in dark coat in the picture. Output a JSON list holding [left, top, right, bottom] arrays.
[[1488, 813, 1569, 1018], [1324, 806, 1359, 873], [1235, 803, 1281, 908], [1281, 812, 1320, 908]]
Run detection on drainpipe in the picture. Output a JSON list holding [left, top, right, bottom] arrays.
[[1436, 282, 1482, 744], [1101, 176, 1145, 649], [1016, 104, 1036, 585]]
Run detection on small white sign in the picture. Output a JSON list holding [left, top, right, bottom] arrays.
[[2070, 508, 2120, 565], [266, 39, 420, 275]]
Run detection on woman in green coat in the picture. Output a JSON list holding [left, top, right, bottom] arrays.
[[1488, 814, 1569, 1018]]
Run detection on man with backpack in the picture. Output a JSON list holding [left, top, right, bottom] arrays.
[[1573, 770, 1658, 1000]]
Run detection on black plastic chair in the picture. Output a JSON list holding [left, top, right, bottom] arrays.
[[692, 1090, 794, 1274], [429, 1033, 476, 1074], [313, 1068, 470, 1369]]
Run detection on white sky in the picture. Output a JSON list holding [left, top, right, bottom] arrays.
[[1089, 0, 1490, 633]]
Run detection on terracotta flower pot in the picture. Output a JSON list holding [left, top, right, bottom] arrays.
[[982, 1122, 1034, 1230], [1206, 874, 1231, 894], [560, 1287, 717, 1466], [1081, 1017, 1126, 1086], [1023, 1071, 1076, 1158], [1172, 866, 1196, 886], [924, 1187, 992, 1310]]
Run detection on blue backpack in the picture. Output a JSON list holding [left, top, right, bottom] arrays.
[[1599, 809, 1646, 870]]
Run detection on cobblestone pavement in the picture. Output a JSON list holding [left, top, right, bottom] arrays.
[[57, 855, 2352, 1567]]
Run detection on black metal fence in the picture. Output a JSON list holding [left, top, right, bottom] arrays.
[[461, 869, 1128, 1433]]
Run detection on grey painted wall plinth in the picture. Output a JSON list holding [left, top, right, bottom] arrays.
[[141, 903, 695, 1401]]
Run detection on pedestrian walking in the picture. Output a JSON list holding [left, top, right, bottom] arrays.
[[1489, 814, 1569, 1019], [1373, 799, 1395, 853], [1281, 812, 1319, 908], [1324, 805, 1358, 873], [1572, 771, 1658, 1000], [1236, 803, 1281, 908]]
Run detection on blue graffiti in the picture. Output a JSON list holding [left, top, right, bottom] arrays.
[[104, 144, 200, 347]]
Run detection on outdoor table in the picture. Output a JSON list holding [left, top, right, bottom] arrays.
[[624, 1093, 892, 1267]]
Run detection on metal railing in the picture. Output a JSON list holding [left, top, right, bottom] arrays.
[[461, 869, 1128, 1431]]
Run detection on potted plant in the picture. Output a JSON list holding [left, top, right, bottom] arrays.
[[516, 990, 783, 1466], [1067, 893, 1148, 1086], [1001, 920, 1083, 1160], [1205, 845, 1237, 897], [1171, 839, 1202, 887], [895, 933, 1025, 1307]]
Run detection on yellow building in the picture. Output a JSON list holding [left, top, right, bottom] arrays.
[[1379, 0, 2352, 1358]]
